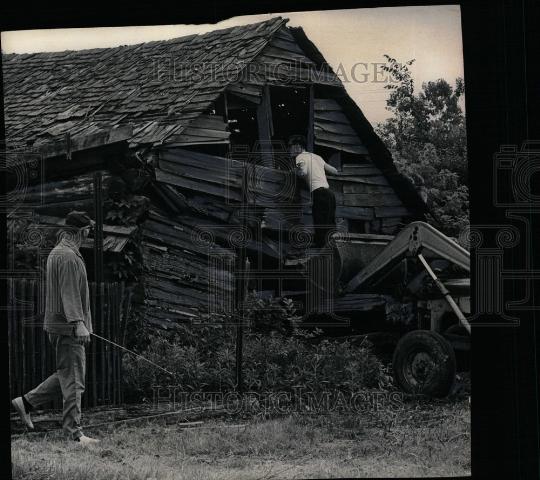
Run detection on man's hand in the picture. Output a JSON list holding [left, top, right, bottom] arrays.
[[74, 322, 90, 345]]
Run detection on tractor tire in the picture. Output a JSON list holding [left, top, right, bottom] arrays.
[[393, 330, 456, 397]]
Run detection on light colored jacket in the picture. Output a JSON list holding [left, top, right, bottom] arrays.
[[44, 238, 93, 336]]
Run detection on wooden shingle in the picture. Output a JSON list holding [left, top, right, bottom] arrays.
[[2, 17, 287, 150]]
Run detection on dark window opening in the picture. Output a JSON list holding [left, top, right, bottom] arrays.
[[370, 218, 382, 234], [179, 143, 229, 158], [270, 86, 309, 151], [227, 103, 259, 161], [341, 150, 372, 166], [348, 219, 367, 234]]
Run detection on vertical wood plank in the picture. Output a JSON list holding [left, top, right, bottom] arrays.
[[91, 282, 97, 407], [119, 283, 123, 404], [21, 280, 27, 395], [13, 279, 20, 398], [113, 283, 118, 405], [119, 283, 124, 405], [49, 310, 58, 410], [120, 284, 131, 405], [100, 282, 105, 405], [115, 283, 120, 405], [45, 308, 53, 410], [106, 282, 111, 405], [29, 280, 37, 392], [40, 288, 47, 385], [110, 283, 115, 405], [8, 279, 15, 404], [110, 282, 115, 405], [307, 84, 314, 152], [257, 85, 274, 167], [114, 283, 119, 405], [109, 282, 114, 405]]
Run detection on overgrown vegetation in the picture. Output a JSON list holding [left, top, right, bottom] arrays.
[[122, 295, 388, 401], [376, 55, 469, 239], [103, 175, 149, 282]]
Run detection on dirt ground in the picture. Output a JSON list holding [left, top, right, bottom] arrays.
[[11, 392, 470, 479]]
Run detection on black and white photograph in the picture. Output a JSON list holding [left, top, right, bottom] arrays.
[[1, 2, 537, 479]]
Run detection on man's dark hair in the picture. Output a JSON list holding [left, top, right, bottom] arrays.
[[288, 134, 307, 149]]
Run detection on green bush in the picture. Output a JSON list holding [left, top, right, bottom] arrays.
[[122, 297, 386, 401], [242, 332, 384, 393]]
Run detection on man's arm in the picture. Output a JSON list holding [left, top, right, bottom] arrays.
[[324, 162, 339, 176], [58, 255, 90, 343]]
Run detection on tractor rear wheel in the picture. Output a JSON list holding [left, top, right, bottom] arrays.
[[393, 330, 456, 397]]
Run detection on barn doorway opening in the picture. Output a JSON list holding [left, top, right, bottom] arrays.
[[270, 86, 309, 154], [226, 94, 259, 161]]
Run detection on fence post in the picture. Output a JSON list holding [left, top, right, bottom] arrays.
[[8, 278, 130, 411], [40, 282, 47, 394], [29, 280, 37, 393], [21, 280, 27, 394], [8, 280, 15, 403]]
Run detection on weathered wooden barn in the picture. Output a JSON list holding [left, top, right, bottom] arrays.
[[4, 17, 427, 335]]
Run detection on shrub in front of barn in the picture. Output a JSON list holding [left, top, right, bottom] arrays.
[[122, 296, 387, 403]]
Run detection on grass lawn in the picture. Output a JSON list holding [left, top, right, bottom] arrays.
[[11, 397, 470, 479]]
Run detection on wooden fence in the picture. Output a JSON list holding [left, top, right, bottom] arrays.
[[8, 280, 132, 409]]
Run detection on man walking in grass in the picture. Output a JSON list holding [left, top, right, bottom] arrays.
[[12, 211, 99, 445], [289, 135, 339, 248]]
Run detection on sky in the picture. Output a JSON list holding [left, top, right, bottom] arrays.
[[1, 6, 464, 125]]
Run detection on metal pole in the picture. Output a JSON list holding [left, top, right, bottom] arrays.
[[235, 162, 249, 394], [417, 253, 471, 334], [93, 172, 104, 329]]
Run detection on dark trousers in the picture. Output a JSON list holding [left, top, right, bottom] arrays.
[[312, 187, 336, 248], [25, 333, 85, 439]]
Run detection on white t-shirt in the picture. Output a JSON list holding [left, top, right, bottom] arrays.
[[295, 151, 330, 192]]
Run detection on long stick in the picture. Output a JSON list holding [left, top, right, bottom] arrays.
[[90, 332, 176, 377]]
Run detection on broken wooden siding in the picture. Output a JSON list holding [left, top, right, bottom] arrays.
[[32, 213, 136, 253], [139, 209, 236, 330], [154, 147, 411, 258], [314, 99, 369, 155], [164, 114, 230, 146], [155, 147, 300, 235], [7, 158, 238, 332], [17, 171, 111, 217]]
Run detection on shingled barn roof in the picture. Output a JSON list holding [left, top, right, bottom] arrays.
[[2, 17, 288, 149]]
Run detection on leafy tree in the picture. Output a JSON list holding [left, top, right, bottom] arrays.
[[376, 55, 469, 239]]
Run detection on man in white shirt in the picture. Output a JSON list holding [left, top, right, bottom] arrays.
[[289, 135, 339, 248]]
